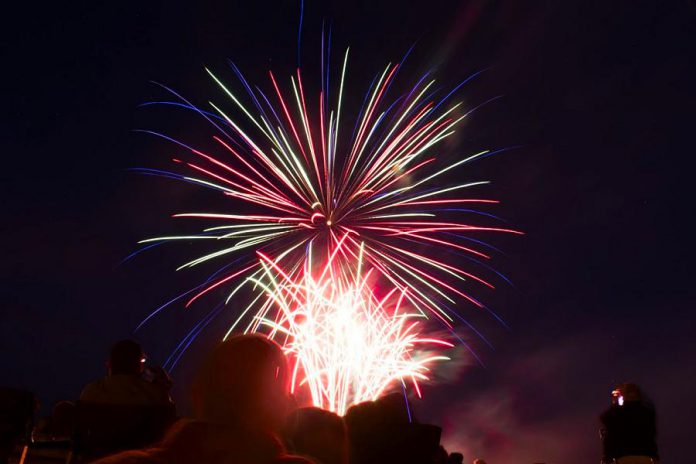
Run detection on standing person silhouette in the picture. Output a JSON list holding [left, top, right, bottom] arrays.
[[600, 383, 659, 464]]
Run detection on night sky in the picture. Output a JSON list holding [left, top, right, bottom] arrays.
[[2, 1, 695, 463]]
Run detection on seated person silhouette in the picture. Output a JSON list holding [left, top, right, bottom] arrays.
[[94, 334, 311, 464], [283, 407, 348, 464], [80, 340, 172, 406], [600, 383, 659, 464]]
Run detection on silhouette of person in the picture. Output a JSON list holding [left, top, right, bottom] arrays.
[[600, 383, 659, 464], [345, 393, 441, 464], [93, 334, 311, 464], [283, 407, 348, 464], [80, 340, 172, 406]]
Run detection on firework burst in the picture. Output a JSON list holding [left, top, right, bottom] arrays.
[[138, 45, 520, 335], [251, 240, 452, 415]]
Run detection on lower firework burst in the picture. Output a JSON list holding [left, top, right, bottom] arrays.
[[251, 240, 452, 415]]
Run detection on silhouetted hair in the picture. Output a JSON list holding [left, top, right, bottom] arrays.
[[345, 394, 440, 464], [615, 383, 643, 402], [109, 340, 144, 375], [191, 334, 289, 428]]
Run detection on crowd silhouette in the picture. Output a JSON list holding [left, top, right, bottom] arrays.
[[0, 336, 660, 463]]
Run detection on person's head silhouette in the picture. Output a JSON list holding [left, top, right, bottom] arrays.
[[108, 340, 146, 375], [191, 334, 290, 431], [611, 382, 643, 405]]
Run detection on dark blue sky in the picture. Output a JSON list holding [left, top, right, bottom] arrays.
[[2, 1, 694, 463]]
